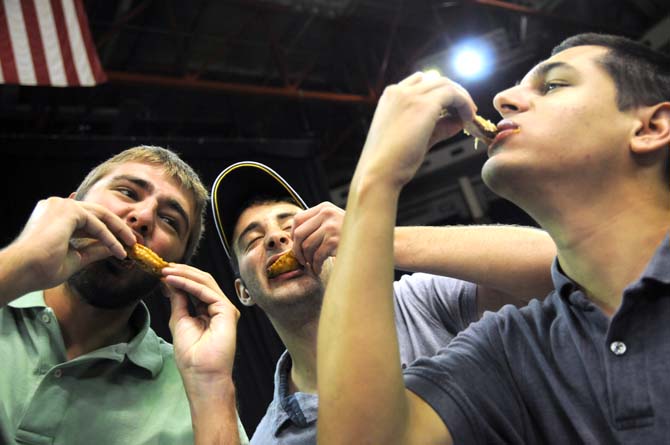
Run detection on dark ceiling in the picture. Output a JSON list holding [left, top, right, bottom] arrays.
[[2, 0, 670, 190]]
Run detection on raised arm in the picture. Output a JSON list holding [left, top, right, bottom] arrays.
[[293, 203, 555, 305], [162, 263, 246, 445], [395, 224, 555, 311], [0, 197, 135, 306], [317, 72, 471, 445]]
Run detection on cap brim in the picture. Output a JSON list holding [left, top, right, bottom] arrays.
[[211, 161, 307, 259]]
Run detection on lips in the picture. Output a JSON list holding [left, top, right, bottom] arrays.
[[266, 250, 303, 278], [490, 120, 520, 149]]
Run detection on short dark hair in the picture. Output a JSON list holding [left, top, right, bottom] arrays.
[[552, 33, 670, 111], [229, 195, 298, 277]]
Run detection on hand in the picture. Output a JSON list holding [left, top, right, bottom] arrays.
[[358, 72, 477, 189], [163, 264, 240, 387], [5, 197, 135, 293], [292, 202, 344, 275]]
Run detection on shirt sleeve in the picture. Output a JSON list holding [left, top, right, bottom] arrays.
[[394, 273, 479, 333], [403, 308, 529, 445]]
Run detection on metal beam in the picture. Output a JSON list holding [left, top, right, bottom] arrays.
[[106, 71, 377, 104]]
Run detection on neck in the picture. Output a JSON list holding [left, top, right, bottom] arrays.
[[533, 190, 669, 316], [44, 284, 137, 360], [272, 315, 319, 395]]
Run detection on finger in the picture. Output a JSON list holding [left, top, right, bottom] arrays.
[[76, 241, 116, 268], [162, 265, 223, 295], [292, 204, 323, 228], [412, 74, 452, 94], [292, 214, 325, 265], [292, 206, 323, 265], [397, 71, 425, 87], [163, 274, 224, 306], [72, 206, 133, 259], [312, 243, 336, 276], [436, 81, 477, 123], [166, 284, 190, 333], [80, 202, 137, 248]]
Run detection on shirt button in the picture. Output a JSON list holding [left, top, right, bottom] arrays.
[[53, 369, 63, 378], [41, 314, 50, 323], [610, 341, 627, 356]]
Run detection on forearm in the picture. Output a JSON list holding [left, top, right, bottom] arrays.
[[394, 225, 556, 298], [0, 243, 36, 306], [184, 376, 241, 445], [317, 174, 411, 445]]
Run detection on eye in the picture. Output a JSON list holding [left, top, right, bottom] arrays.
[[245, 236, 262, 251], [540, 81, 567, 94], [160, 214, 181, 233], [116, 187, 138, 199]]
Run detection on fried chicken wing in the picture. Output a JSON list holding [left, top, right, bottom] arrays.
[[267, 250, 301, 278], [126, 243, 169, 276]]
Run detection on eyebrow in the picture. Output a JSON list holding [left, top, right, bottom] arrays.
[[111, 174, 191, 237], [235, 210, 298, 249], [527, 61, 577, 83]]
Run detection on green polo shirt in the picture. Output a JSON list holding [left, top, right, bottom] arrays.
[[0, 291, 248, 445]]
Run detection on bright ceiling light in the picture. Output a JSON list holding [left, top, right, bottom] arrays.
[[450, 41, 493, 81]]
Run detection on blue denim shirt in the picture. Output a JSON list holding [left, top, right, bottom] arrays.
[[251, 351, 317, 445]]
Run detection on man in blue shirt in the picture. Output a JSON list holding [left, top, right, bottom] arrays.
[[210, 161, 557, 443], [317, 33, 670, 444]]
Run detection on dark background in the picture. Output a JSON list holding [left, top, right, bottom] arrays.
[[2, 0, 669, 436]]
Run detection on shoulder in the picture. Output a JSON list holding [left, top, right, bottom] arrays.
[[394, 273, 476, 301]]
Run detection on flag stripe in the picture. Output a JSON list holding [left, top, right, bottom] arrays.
[[73, 0, 105, 83], [62, 0, 92, 85], [5, 0, 36, 85], [0, 0, 105, 87], [35, 0, 67, 86], [49, 0, 79, 86], [0, 1, 18, 83], [21, 0, 50, 85]]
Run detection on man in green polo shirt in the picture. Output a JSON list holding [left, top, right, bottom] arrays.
[[0, 146, 248, 445]]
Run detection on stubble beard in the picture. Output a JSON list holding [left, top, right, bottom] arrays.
[[67, 259, 160, 309]]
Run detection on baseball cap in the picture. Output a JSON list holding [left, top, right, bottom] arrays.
[[211, 161, 308, 260]]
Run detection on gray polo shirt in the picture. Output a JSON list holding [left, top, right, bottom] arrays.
[[405, 235, 670, 444], [251, 273, 478, 444]]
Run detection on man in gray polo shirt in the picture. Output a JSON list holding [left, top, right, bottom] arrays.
[[210, 161, 557, 444], [317, 33, 670, 444]]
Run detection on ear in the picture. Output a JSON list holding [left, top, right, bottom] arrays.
[[234, 278, 255, 307], [631, 102, 670, 155]]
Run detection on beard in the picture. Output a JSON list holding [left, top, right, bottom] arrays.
[[67, 259, 160, 309], [246, 273, 325, 326]]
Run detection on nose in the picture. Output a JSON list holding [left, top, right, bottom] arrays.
[[493, 84, 527, 116], [127, 202, 157, 237], [265, 227, 290, 251]]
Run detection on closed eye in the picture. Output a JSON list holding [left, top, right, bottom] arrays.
[[246, 236, 263, 251]]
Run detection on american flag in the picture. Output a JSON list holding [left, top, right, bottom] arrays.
[[0, 0, 106, 87]]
